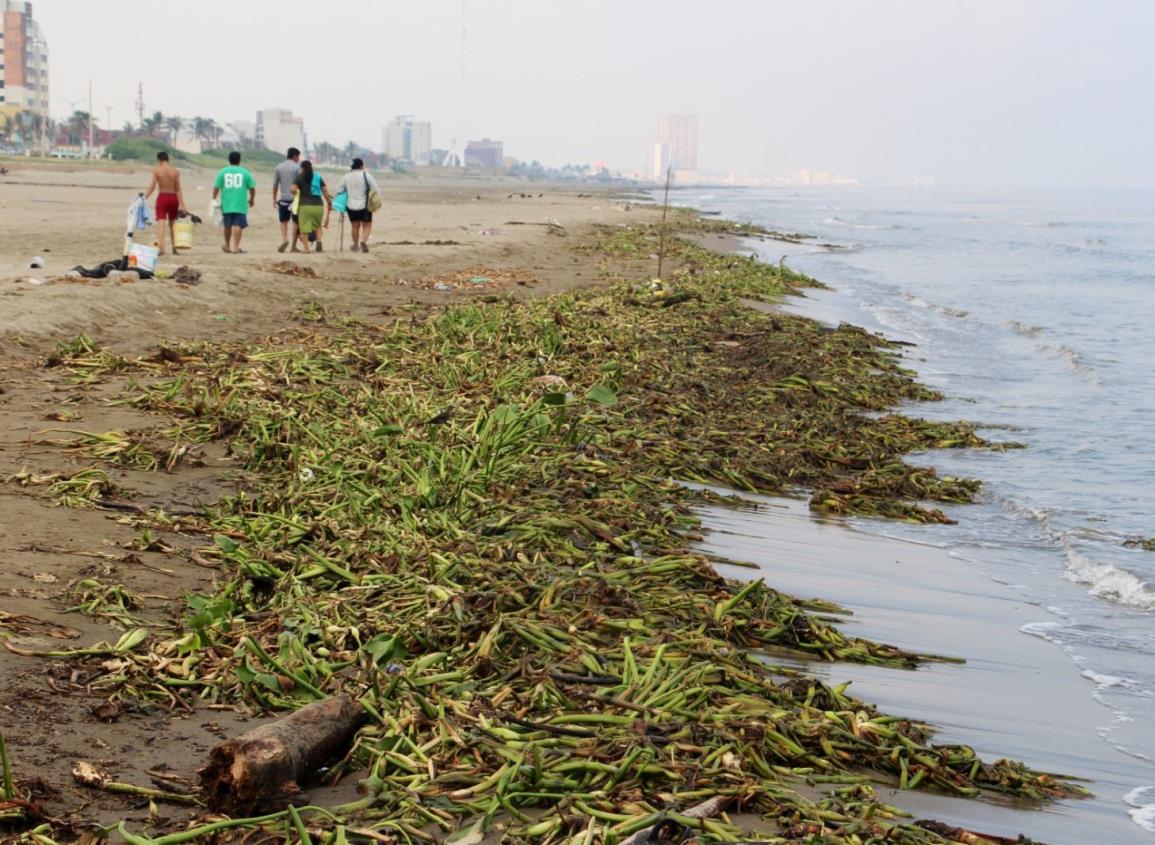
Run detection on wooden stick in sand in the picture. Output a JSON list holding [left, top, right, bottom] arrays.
[[656, 164, 673, 281], [199, 693, 364, 814], [618, 795, 731, 845]]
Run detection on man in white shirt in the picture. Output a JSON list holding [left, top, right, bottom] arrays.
[[337, 158, 380, 253]]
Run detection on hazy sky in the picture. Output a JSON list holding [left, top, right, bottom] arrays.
[[39, 0, 1155, 186]]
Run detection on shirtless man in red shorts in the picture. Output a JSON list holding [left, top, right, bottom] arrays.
[[144, 151, 187, 255]]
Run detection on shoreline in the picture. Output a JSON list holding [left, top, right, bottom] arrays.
[[701, 494, 1150, 843], [723, 217, 1155, 840], [0, 168, 1118, 840]]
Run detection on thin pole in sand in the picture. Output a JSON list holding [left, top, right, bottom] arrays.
[[656, 165, 673, 281], [88, 80, 95, 157]]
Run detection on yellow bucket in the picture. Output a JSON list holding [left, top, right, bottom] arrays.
[[173, 220, 194, 250]]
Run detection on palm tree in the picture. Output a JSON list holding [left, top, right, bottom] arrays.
[[312, 140, 334, 163], [191, 116, 212, 145], [19, 112, 50, 154], [141, 110, 164, 138], [0, 114, 13, 149], [165, 115, 184, 144], [67, 110, 92, 146]]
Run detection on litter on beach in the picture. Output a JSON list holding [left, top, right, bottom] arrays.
[[405, 266, 538, 292], [261, 262, 318, 278]]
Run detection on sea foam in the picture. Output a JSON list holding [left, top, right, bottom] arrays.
[[1063, 545, 1155, 611], [1124, 786, 1155, 833]]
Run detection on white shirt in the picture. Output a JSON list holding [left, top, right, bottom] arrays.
[[338, 169, 380, 211]]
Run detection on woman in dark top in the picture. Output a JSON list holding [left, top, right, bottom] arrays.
[[290, 160, 332, 253]]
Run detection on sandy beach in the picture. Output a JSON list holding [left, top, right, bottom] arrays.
[[0, 163, 654, 352], [0, 162, 661, 831], [0, 162, 1127, 843]]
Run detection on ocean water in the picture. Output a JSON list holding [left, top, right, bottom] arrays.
[[680, 186, 1155, 836]]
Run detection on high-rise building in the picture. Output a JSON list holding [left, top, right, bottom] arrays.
[[0, 1, 49, 123], [255, 108, 305, 156], [465, 138, 503, 169], [651, 142, 673, 181], [383, 115, 432, 164], [655, 113, 699, 175], [409, 121, 432, 165]]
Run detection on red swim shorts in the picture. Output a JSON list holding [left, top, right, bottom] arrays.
[[155, 192, 180, 221]]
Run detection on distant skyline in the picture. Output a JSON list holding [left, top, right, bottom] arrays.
[[35, 0, 1155, 187]]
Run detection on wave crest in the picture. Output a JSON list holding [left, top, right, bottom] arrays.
[[1063, 545, 1155, 611], [822, 216, 893, 230], [903, 293, 969, 318], [1003, 319, 1045, 337]]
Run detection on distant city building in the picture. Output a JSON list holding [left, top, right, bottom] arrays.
[[383, 115, 433, 164], [256, 108, 305, 155], [0, 1, 49, 122], [465, 138, 503, 169], [230, 120, 256, 142], [655, 114, 698, 178], [795, 168, 857, 187], [172, 128, 204, 156], [651, 142, 673, 181], [410, 121, 431, 165]]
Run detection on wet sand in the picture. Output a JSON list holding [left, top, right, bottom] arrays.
[[700, 494, 1151, 843]]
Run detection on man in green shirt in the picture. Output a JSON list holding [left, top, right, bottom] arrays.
[[212, 151, 257, 253]]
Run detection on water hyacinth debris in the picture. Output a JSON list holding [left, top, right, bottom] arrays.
[[1, 222, 1085, 844]]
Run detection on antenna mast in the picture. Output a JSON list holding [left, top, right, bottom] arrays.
[[135, 82, 145, 127], [442, 0, 466, 167]]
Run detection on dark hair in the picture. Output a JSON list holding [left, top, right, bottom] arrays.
[[300, 160, 314, 182], [287, 147, 300, 159], [156, 151, 169, 162], [351, 157, 364, 170], [228, 151, 241, 165]]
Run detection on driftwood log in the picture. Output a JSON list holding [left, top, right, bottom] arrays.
[[915, 820, 1047, 845], [199, 694, 364, 814], [618, 796, 731, 845]]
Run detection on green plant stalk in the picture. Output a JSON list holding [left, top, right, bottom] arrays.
[[0, 726, 13, 800]]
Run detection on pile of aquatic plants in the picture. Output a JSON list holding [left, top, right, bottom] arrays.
[[2, 227, 1081, 844]]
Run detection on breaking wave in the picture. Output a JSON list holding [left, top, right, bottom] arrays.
[[1063, 544, 1155, 611], [1034, 342, 1099, 384], [903, 293, 970, 318], [822, 216, 894, 230], [1124, 786, 1155, 833], [1003, 319, 1045, 337]]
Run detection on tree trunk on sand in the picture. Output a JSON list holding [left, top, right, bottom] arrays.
[[199, 694, 364, 814]]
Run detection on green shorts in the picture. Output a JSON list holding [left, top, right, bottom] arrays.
[[298, 205, 324, 234]]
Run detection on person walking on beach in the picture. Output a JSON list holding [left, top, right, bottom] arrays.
[[336, 157, 380, 253], [144, 151, 186, 256], [273, 147, 301, 253], [213, 151, 256, 254], [291, 160, 332, 253]]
